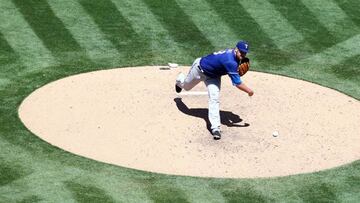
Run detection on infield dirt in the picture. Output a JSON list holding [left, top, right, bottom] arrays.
[[18, 66, 360, 178]]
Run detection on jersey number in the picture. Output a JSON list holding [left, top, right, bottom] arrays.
[[213, 50, 226, 55]]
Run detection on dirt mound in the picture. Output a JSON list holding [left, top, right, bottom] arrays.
[[18, 66, 360, 178]]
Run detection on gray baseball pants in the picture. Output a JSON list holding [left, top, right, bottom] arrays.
[[178, 58, 221, 133]]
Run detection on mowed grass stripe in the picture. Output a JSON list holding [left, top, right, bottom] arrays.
[[110, 0, 190, 63], [290, 34, 360, 68], [329, 54, 360, 81], [12, 0, 82, 53], [334, 0, 360, 27], [301, 0, 360, 39], [90, 175, 150, 202], [172, 178, 227, 203], [0, 136, 94, 202], [175, 0, 239, 50], [0, 31, 18, 66], [0, 0, 56, 69], [7, 176, 74, 202], [138, 177, 190, 203], [65, 181, 116, 203], [47, 0, 119, 61], [143, 0, 215, 58], [268, 0, 337, 52], [0, 140, 40, 201], [79, 0, 152, 63], [239, 0, 304, 49], [206, 180, 273, 202], [18, 171, 76, 202], [0, 131, 121, 202], [0, 138, 82, 202], [0, 32, 21, 87], [0, 78, 11, 89], [0, 33, 18, 88], [206, 0, 293, 66], [12, 0, 94, 65], [287, 34, 360, 98]]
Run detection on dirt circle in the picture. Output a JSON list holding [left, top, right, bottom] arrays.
[[18, 66, 360, 178]]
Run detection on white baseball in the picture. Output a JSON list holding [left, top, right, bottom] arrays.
[[272, 131, 279, 137]]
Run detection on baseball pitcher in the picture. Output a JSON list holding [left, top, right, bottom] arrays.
[[175, 41, 253, 140]]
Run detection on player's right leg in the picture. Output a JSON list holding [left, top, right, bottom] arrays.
[[175, 58, 204, 92], [175, 73, 186, 93]]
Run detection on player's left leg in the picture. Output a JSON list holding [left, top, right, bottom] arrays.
[[205, 77, 221, 139]]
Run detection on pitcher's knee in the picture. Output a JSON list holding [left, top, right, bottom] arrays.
[[183, 84, 192, 91], [208, 91, 219, 100], [208, 95, 219, 105]]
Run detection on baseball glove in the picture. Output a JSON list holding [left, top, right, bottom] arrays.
[[238, 57, 250, 76]]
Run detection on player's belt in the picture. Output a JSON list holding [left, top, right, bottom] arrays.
[[197, 65, 204, 73], [197, 65, 212, 77]]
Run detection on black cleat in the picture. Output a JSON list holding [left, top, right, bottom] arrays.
[[212, 131, 221, 140], [175, 84, 182, 93]]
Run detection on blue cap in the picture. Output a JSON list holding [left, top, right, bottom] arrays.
[[236, 41, 249, 53]]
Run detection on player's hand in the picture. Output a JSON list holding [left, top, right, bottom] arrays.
[[248, 90, 254, 97]]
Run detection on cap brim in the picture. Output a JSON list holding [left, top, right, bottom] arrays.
[[239, 48, 249, 53]]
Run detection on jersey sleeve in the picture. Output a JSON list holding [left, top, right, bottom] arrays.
[[228, 74, 242, 85], [224, 61, 242, 85]]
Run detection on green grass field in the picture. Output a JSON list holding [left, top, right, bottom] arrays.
[[1, 0, 360, 202]]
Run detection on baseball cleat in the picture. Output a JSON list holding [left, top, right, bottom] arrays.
[[175, 84, 182, 93], [175, 73, 185, 93], [212, 131, 221, 140]]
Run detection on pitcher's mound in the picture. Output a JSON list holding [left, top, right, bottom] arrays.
[[18, 66, 360, 178]]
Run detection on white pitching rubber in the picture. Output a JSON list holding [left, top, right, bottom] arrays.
[[168, 63, 179, 68]]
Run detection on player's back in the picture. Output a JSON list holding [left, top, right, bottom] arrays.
[[200, 49, 236, 77]]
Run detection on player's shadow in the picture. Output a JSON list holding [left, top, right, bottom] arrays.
[[174, 98, 250, 133]]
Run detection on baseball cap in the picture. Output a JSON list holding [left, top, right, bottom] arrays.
[[236, 41, 249, 53]]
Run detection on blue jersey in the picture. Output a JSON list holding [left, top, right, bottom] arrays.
[[199, 49, 242, 85]]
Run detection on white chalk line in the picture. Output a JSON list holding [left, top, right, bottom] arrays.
[[176, 91, 208, 96]]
